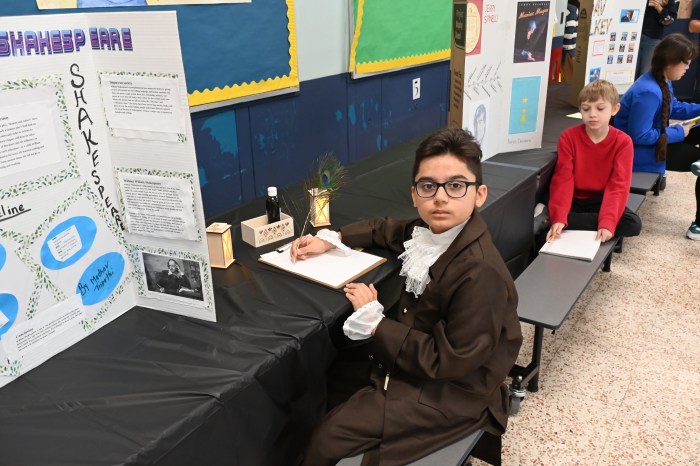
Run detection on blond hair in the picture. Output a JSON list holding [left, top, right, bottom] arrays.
[[578, 80, 619, 107]]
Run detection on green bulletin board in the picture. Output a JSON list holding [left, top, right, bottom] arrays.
[[350, 0, 452, 75]]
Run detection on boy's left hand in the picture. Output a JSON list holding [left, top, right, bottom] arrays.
[[596, 228, 613, 242], [344, 283, 378, 311]]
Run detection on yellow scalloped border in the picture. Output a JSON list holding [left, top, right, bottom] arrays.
[[348, 0, 366, 72], [188, 0, 299, 107], [355, 49, 450, 75]]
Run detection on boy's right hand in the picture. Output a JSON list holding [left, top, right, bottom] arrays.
[[290, 236, 333, 261], [546, 223, 565, 242]]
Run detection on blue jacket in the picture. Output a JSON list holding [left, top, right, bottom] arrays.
[[614, 72, 700, 173]]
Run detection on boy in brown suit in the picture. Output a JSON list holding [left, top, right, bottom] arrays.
[[292, 128, 523, 466]]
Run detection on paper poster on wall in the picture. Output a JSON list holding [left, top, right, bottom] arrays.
[[570, 0, 645, 105], [0, 11, 215, 389], [37, 0, 249, 8], [449, 0, 554, 159]]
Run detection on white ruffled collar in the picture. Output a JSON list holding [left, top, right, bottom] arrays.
[[397, 219, 469, 297]]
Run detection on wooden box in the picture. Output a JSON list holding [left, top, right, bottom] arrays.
[[241, 212, 294, 247]]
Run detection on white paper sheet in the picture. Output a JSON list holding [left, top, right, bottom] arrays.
[[118, 172, 198, 241], [0, 90, 62, 178], [47, 225, 83, 263], [100, 74, 185, 136], [259, 249, 386, 289], [2, 295, 85, 370], [604, 70, 633, 85]]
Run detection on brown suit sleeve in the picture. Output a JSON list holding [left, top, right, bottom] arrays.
[[340, 217, 421, 254]]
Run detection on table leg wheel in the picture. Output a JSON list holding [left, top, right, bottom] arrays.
[[509, 383, 525, 415], [509, 395, 522, 415]]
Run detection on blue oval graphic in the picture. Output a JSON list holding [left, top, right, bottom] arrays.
[[0, 294, 19, 338], [0, 244, 6, 271], [76, 252, 125, 306], [41, 216, 97, 270]]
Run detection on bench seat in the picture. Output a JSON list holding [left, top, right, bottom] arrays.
[[630, 171, 662, 196], [508, 193, 646, 412]]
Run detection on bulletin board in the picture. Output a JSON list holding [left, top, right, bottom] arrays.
[[349, 0, 452, 76], [1, 0, 299, 108]]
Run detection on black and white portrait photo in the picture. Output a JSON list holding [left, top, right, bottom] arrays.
[[140, 252, 204, 302]]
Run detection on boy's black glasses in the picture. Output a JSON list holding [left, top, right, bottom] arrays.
[[412, 180, 478, 198]]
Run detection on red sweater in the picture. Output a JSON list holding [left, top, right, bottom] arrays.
[[548, 124, 633, 233]]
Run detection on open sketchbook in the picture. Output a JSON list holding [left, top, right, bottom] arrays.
[[539, 230, 601, 262], [259, 249, 386, 289]]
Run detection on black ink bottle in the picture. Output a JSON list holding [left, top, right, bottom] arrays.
[[266, 186, 280, 223]]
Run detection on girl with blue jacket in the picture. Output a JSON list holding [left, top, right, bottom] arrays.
[[615, 33, 700, 240]]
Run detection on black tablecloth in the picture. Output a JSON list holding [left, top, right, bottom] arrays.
[[0, 131, 539, 466]]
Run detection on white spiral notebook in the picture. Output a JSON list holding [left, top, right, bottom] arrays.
[[539, 230, 601, 262]]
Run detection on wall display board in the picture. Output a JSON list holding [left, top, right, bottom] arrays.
[[349, 0, 452, 76], [449, 0, 555, 160], [0, 11, 215, 389], [25, 1, 299, 108], [570, 0, 645, 105]]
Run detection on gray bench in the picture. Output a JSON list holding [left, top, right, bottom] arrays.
[[508, 193, 646, 413], [337, 429, 484, 466], [630, 171, 662, 196]]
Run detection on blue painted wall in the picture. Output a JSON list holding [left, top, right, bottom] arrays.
[[195, 62, 451, 218]]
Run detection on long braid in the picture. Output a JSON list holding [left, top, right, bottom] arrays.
[[653, 69, 671, 162], [648, 33, 699, 162]]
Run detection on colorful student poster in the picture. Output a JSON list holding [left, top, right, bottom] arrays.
[[0, 11, 215, 389], [449, 0, 555, 159], [37, 0, 249, 8], [569, 0, 645, 104]]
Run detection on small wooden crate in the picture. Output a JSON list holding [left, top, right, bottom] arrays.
[[241, 212, 294, 247]]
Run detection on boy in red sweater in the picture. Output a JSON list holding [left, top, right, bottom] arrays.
[[546, 80, 642, 242]]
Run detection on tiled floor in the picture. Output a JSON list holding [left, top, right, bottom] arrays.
[[473, 171, 700, 465]]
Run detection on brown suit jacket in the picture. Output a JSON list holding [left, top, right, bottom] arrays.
[[339, 212, 522, 465]]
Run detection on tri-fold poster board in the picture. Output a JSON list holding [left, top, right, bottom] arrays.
[[570, 0, 645, 105], [0, 11, 214, 388], [450, 0, 555, 160]]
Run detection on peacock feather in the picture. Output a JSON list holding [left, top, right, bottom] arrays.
[[295, 152, 348, 235], [315, 152, 347, 197]]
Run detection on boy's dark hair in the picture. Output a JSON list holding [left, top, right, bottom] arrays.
[[412, 128, 483, 185], [650, 33, 698, 162]]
